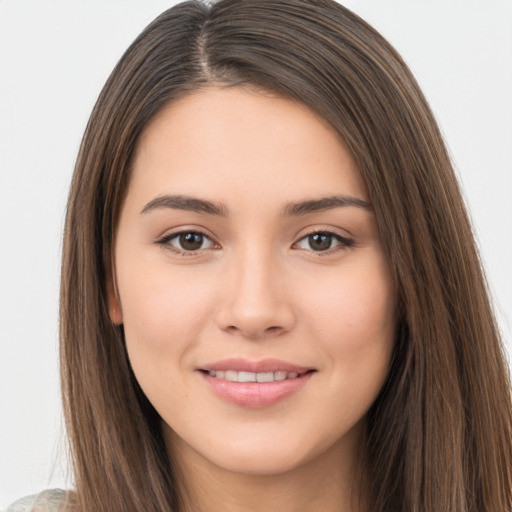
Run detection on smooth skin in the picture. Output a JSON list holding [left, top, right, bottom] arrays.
[[109, 87, 396, 512]]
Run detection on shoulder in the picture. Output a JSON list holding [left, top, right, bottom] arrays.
[[4, 489, 71, 512]]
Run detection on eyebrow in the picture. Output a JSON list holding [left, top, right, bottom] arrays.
[[282, 195, 372, 216], [141, 195, 228, 216], [140, 194, 371, 216]]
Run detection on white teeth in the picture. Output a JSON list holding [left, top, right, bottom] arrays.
[[207, 370, 303, 382], [238, 371, 256, 382], [225, 370, 238, 381], [256, 372, 274, 383]]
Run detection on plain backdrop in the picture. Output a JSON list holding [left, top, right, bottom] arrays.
[[1, 0, 511, 507]]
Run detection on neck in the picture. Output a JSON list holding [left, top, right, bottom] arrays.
[[166, 426, 367, 512]]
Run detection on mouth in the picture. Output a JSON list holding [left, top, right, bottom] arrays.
[[200, 369, 312, 382], [198, 359, 316, 408]]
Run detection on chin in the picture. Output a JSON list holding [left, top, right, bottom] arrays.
[[194, 425, 352, 478], [211, 447, 312, 477]]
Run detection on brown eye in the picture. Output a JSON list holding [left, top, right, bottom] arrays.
[[179, 232, 204, 251], [157, 231, 216, 253], [308, 233, 333, 251], [295, 231, 353, 253]]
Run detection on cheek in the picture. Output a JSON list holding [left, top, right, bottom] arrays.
[[305, 258, 395, 434], [116, 257, 216, 371], [117, 271, 213, 415], [305, 252, 396, 374]]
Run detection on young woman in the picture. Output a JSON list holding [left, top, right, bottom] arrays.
[[7, 0, 511, 511]]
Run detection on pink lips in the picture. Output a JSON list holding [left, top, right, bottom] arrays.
[[198, 358, 315, 408]]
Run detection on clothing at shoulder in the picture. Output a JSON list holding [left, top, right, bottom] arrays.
[[5, 489, 70, 512]]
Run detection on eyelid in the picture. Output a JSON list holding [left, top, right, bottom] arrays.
[[153, 225, 354, 257], [155, 227, 220, 256], [292, 228, 355, 255]]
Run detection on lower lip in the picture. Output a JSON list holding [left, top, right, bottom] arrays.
[[200, 372, 314, 408]]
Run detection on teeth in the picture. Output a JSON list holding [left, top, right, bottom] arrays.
[[238, 371, 256, 383], [256, 372, 274, 383], [207, 370, 303, 382], [225, 370, 237, 381]]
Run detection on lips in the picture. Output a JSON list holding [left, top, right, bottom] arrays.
[[198, 358, 315, 408], [206, 369, 301, 382], [200, 357, 312, 374]]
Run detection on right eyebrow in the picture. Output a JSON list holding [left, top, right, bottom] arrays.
[[140, 195, 228, 216], [282, 195, 372, 216]]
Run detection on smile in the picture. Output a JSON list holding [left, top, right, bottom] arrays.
[[198, 359, 315, 407], [205, 370, 303, 382]]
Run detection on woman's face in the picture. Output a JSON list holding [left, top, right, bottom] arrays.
[[111, 87, 396, 477]]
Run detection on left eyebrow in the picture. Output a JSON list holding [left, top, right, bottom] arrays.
[[282, 196, 372, 216], [141, 195, 228, 216]]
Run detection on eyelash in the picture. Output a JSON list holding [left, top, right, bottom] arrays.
[[155, 231, 218, 256], [293, 231, 355, 256], [155, 229, 354, 257]]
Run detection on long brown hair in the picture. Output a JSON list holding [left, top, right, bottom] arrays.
[[60, 1, 512, 510]]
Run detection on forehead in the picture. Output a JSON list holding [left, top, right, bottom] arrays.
[[128, 86, 367, 209]]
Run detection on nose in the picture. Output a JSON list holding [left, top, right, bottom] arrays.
[[215, 248, 296, 339]]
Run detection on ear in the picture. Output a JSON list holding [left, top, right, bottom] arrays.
[[107, 269, 123, 325]]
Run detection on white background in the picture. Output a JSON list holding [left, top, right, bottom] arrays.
[[1, 0, 511, 508]]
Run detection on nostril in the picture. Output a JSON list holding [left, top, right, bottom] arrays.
[[223, 324, 284, 338], [215, 299, 296, 338]]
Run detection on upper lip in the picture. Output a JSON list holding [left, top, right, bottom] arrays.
[[199, 358, 313, 374]]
